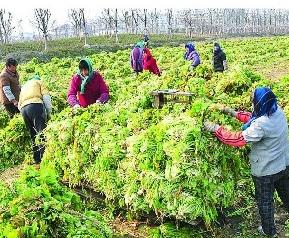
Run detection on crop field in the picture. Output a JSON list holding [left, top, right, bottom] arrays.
[[1, 36, 289, 237]]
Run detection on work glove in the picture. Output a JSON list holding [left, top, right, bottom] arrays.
[[203, 121, 220, 132], [221, 107, 237, 117], [72, 104, 81, 113], [73, 104, 80, 109]]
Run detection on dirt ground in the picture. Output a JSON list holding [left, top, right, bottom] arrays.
[[214, 205, 288, 238], [1, 163, 289, 238], [253, 60, 289, 81], [0, 164, 23, 187], [110, 204, 289, 238]]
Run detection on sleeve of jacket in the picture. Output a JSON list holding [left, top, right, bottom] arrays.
[[214, 126, 247, 147], [67, 75, 80, 107], [242, 120, 265, 143], [187, 53, 193, 61], [40, 81, 52, 114], [96, 73, 109, 103], [222, 52, 227, 61], [192, 53, 201, 66], [0, 74, 10, 87], [1, 74, 15, 101], [151, 58, 160, 75], [3, 86, 15, 101], [130, 50, 134, 68], [236, 111, 252, 123], [39, 81, 49, 95]]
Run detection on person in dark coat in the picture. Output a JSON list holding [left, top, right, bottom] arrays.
[[143, 34, 149, 48], [213, 42, 227, 72]]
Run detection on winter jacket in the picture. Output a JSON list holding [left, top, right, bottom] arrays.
[[0, 68, 20, 105], [67, 71, 109, 108], [130, 47, 143, 72], [18, 77, 52, 115], [213, 50, 226, 72], [184, 50, 201, 67], [143, 48, 161, 76], [215, 107, 289, 177]]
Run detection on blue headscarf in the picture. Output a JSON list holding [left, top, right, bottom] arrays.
[[184, 43, 195, 59], [242, 87, 278, 130]]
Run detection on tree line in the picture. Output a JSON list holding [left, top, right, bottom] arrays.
[[1, 8, 289, 50]]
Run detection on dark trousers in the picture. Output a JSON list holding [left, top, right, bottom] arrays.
[[4, 103, 20, 118], [21, 103, 47, 164], [252, 167, 289, 236]]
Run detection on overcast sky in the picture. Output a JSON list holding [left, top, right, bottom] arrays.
[[2, 0, 289, 33]]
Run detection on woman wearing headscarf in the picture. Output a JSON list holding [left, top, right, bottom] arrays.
[[143, 34, 149, 48], [143, 48, 161, 76], [213, 42, 227, 72], [130, 41, 144, 75], [184, 42, 201, 68], [67, 58, 109, 108], [18, 75, 52, 166], [204, 87, 289, 237]]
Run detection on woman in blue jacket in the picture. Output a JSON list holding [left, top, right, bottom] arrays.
[[184, 42, 201, 68]]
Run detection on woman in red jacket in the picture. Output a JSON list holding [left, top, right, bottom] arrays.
[[143, 48, 161, 77]]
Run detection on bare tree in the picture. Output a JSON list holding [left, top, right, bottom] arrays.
[[68, 8, 87, 45], [131, 9, 139, 34], [167, 9, 173, 38], [68, 9, 82, 37], [122, 10, 131, 33], [0, 9, 14, 44], [149, 9, 160, 34], [16, 19, 24, 41], [138, 9, 148, 34], [79, 9, 87, 45], [101, 9, 114, 36], [182, 9, 194, 37], [99, 9, 119, 43], [114, 9, 119, 43], [33, 8, 54, 51]]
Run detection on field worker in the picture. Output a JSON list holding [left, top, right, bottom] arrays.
[[143, 48, 161, 77], [68, 58, 109, 108], [143, 34, 149, 48], [130, 41, 144, 75], [204, 87, 289, 237], [0, 58, 21, 117], [213, 42, 227, 72], [184, 42, 201, 68], [18, 75, 52, 166]]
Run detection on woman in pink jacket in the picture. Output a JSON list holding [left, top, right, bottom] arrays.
[[67, 58, 109, 108]]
